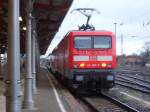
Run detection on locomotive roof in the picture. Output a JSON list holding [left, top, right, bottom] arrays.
[[68, 30, 114, 35]]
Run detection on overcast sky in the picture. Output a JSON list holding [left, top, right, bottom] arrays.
[[45, 0, 150, 56]]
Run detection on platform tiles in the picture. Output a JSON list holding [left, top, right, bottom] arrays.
[[24, 68, 86, 112]]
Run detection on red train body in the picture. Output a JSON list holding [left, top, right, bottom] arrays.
[[50, 30, 117, 90]]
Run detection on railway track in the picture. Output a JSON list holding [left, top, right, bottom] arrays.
[[116, 72, 150, 82], [115, 80, 150, 93], [75, 92, 139, 112], [115, 73, 150, 93], [117, 74, 150, 84], [116, 76, 150, 89], [116, 69, 150, 77]]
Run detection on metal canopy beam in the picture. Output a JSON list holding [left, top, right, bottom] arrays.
[[1, 0, 73, 54]]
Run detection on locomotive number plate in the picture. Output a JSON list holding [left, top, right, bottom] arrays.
[[89, 56, 97, 61]]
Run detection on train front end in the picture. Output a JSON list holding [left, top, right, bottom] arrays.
[[69, 31, 116, 90]]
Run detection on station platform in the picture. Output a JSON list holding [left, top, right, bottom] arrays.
[[27, 67, 86, 112], [31, 68, 63, 112], [0, 67, 86, 112]]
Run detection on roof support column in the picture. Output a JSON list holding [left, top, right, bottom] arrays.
[[22, 11, 35, 110], [32, 30, 37, 93], [35, 40, 40, 86], [6, 0, 21, 111], [0, 54, 1, 77]]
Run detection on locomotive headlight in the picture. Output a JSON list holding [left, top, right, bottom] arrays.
[[79, 63, 85, 68], [101, 63, 107, 68]]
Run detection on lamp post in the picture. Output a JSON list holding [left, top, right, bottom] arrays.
[[114, 22, 124, 65], [114, 22, 124, 55], [121, 33, 123, 55], [114, 22, 117, 37]]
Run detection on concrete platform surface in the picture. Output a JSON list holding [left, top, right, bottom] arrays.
[[31, 67, 86, 112], [32, 68, 64, 112], [0, 96, 5, 112], [1, 67, 86, 112]]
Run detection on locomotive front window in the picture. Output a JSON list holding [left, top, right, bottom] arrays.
[[94, 36, 112, 48], [74, 37, 92, 48]]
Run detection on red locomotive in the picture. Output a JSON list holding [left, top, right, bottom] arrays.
[[50, 30, 116, 90], [49, 8, 117, 91]]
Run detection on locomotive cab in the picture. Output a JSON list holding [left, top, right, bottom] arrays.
[[69, 31, 116, 90]]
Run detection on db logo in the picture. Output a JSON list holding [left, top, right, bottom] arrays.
[[89, 56, 97, 61]]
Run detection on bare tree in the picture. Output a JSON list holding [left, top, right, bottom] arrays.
[[140, 41, 150, 65]]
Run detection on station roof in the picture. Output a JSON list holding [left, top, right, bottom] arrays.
[[0, 0, 73, 55]]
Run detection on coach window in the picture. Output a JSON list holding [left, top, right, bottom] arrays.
[[94, 36, 112, 48], [74, 37, 92, 49]]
